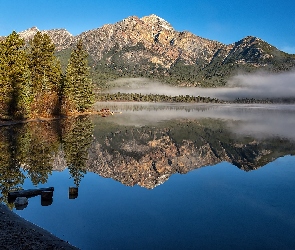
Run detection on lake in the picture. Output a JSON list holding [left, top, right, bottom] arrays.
[[1, 103, 295, 249]]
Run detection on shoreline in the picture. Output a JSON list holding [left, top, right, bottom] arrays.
[[2, 102, 295, 127], [0, 204, 79, 249], [0, 110, 103, 127]]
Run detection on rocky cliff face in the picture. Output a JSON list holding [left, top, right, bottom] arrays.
[[15, 14, 295, 87]]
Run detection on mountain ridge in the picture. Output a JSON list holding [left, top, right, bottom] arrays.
[[9, 14, 295, 87]]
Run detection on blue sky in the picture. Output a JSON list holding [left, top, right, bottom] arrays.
[[1, 0, 294, 53]]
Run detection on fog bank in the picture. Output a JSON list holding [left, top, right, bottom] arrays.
[[95, 102, 295, 141], [107, 70, 295, 100]]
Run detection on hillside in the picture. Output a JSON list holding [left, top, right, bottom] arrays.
[[16, 14, 295, 88]]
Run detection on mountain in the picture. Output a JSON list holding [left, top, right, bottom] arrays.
[[15, 14, 295, 88]]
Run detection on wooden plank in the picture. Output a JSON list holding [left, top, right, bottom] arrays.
[[8, 187, 54, 199]]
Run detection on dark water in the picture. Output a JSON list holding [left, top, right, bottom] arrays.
[[1, 103, 295, 249]]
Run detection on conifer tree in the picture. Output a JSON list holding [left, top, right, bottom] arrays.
[[0, 38, 10, 118], [0, 31, 32, 119], [28, 32, 62, 117], [62, 40, 94, 113]]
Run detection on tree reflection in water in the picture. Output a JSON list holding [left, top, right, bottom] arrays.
[[20, 121, 60, 186], [0, 125, 25, 209], [61, 116, 94, 187], [0, 115, 94, 208]]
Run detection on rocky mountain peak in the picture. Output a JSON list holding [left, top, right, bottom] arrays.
[[18, 26, 39, 40], [43, 28, 74, 50], [44, 28, 72, 36], [141, 14, 174, 31], [234, 36, 260, 46], [16, 27, 73, 50]]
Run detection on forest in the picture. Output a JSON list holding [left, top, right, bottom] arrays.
[[0, 31, 94, 120]]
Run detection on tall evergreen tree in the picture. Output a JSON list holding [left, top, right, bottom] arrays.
[[0, 37, 11, 119], [0, 31, 32, 119], [28, 32, 62, 117], [62, 40, 94, 114]]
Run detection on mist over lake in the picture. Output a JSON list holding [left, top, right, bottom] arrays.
[[107, 70, 295, 100]]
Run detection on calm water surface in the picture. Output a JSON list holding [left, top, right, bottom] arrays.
[[1, 103, 295, 249]]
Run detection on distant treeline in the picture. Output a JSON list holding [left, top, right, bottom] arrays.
[[97, 93, 295, 104], [96, 93, 222, 103], [0, 32, 94, 120], [232, 98, 295, 104]]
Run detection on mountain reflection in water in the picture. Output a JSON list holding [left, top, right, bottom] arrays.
[[1, 103, 295, 208]]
